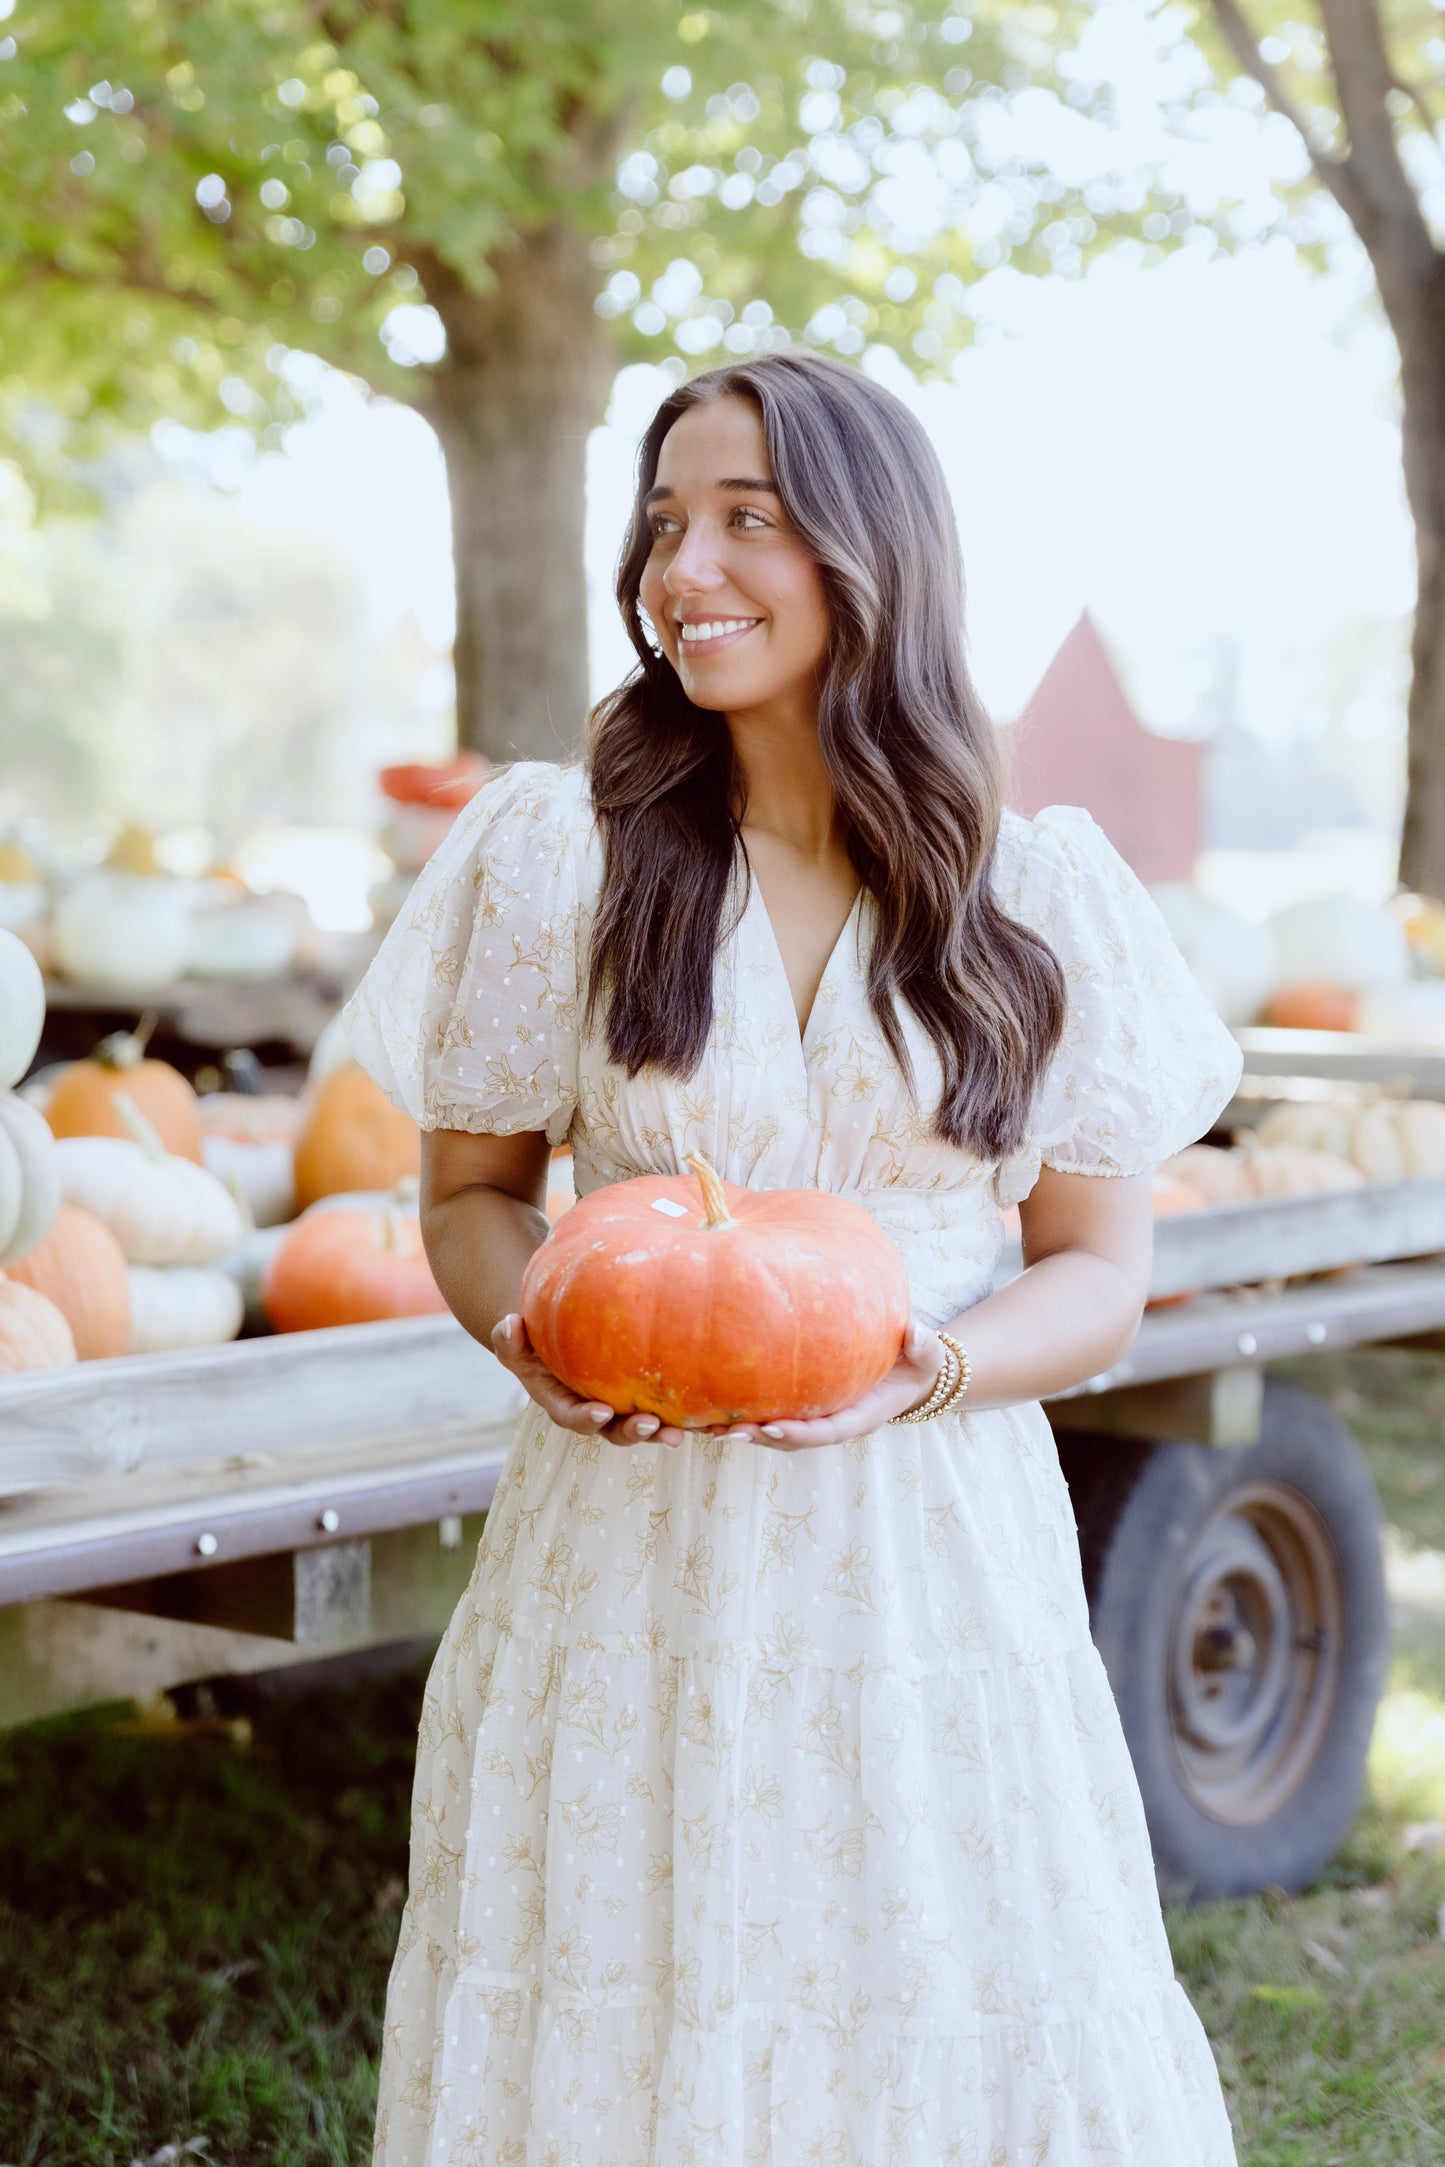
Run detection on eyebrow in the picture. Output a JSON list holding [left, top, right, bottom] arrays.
[[642, 476, 779, 507]]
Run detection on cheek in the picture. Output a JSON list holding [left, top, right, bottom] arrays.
[[775, 564, 831, 657], [638, 560, 667, 626]]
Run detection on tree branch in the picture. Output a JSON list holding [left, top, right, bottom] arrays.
[[1317, 0, 1439, 277], [1206, 0, 1363, 227]]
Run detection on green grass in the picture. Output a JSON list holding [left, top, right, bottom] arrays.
[[0, 1670, 423, 2166], [7, 1349, 1445, 2162]]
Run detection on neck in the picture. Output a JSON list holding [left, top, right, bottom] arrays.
[[727, 695, 839, 859]]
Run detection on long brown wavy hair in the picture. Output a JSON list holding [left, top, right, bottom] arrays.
[[585, 350, 1066, 1161]]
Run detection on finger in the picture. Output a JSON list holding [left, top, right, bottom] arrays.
[[490, 1313, 525, 1367], [757, 1418, 838, 1450], [617, 1413, 661, 1443], [552, 1400, 618, 1436]]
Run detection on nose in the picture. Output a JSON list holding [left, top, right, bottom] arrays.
[[662, 518, 726, 599]]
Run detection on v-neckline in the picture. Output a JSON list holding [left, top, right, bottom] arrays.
[[743, 868, 864, 1053]]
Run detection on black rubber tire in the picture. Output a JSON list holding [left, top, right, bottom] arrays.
[[1055, 1380, 1390, 1903]]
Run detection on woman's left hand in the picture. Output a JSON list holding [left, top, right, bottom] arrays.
[[711, 1319, 949, 1451]]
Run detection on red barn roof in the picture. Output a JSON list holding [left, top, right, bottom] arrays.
[[1004, 612, 1203, 885]]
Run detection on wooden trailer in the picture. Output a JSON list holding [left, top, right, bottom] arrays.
[[3, 1038, 1444, 1905]]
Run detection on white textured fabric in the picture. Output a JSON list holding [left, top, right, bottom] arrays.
[[345, 761, 1243, 2167]]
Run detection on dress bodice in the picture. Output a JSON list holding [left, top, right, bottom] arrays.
[[344, 761, 1241, 1326]]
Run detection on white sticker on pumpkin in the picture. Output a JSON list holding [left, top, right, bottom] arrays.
[[651, 1197, 689, 1218]]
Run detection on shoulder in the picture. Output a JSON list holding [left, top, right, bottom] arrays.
[[459, 759, 592, 833], [446, 760, 597, 881], [991, 803, 1121, 927]]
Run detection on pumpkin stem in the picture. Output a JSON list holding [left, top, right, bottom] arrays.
[[379, 1203, 420, 1257], [686, 1151, 735, 1230], [95, 1011, 157, 1070], [112, 1090, 168, 1162]]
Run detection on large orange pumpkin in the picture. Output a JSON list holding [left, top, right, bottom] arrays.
[[45, 1020, 203, 1164], [262, 1182, 447, 1331], [521, 1153, 910, 1428], [6, 1202, 131, 1359], [292, 1062, 421, 1210]]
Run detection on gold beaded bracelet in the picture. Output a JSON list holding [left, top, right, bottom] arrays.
[[888, 1341, 960, 1426], [934, 1330, 973, 1414], [888, 1331, 974, 1425]]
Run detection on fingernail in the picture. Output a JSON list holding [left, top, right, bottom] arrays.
[[635, 1418, 658, 1436], [590, 1406, 612, 1424], [762, 1425, 785, 1439], [725, 1428, 752, 1441]]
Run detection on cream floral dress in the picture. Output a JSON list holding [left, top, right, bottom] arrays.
[[344, 760, 1243, 2167]]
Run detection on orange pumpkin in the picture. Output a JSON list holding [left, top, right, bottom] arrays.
[[6, 1203, 131, 1359], [0, 1275, 78, 1371], [521, 1153, 910, 1429], [1261, 983, 1358, 1033], [1144, 1173, 1207, 1310], [292, 1063, 421, 1211], [45, 1019, 203, 1164], [378, 754, 488, 810], [262, 1183, 447, 1331]]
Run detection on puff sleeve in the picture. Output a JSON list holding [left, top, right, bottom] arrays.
[[341, 760, 592, 1144], [993, 806, 1242, 1205]]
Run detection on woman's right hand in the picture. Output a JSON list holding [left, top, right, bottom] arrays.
[[491, 1313, 691, 1449]]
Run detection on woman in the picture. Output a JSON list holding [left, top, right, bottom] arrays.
[[346, 350, 1242, 2164]]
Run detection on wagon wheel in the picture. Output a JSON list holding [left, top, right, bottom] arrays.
[[1055, 1381, 1389, 1903]]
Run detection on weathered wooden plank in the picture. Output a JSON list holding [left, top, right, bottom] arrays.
[[82, 1539, 375, 1645], [1048, 1366, 1264, 1447], [1231, 1028, 1445, 1100], [0, 1514, 486, 1727], [998, 1178, 1445, 1301], [0, 1421, 516, 1603], [0, 1315, 526, 1494], [1054, 1256, 1445, 1400]]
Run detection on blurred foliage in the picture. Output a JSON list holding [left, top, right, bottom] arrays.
[[0, 0, 1322, 491], [0, 2, 1438, 483], [0, 467, 358, 840]]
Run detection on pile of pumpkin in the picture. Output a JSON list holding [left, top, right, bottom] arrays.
[[1151, 1092, 1445, 1304], [0, 928, 466, 1376], [1, 823, 313, 996], [1150, 886, 1445, 1041]]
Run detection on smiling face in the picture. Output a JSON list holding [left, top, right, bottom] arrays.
[[637, 394, 832, 727]]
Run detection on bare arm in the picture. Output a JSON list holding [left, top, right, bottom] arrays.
[[742, 1166, 1153, 1448], [420, 1127, 686, 1447]]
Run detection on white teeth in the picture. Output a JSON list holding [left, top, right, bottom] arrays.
[[680, 618, 758, 643]]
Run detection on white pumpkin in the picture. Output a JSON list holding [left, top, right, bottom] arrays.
[[1355, 981, 1445, 1047], [306, 1007, 354, 1086], [201, 1133, 296, 1228], [0, 928, 46, 1091], [0, 1092, 61, 1268], [185, 902, 298, 981], [51, 871, 194, 993], [55, 1096, 246, 1264], [126, 1264, 244, 1353], [1256, 1095, 1445, 1181], [1148, 885, 1278, 1028], [1269, 895, 1411, 994]]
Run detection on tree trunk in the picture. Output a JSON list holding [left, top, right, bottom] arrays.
[[424, 224, 615, 765], [1395, 267, 1445, 897]]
